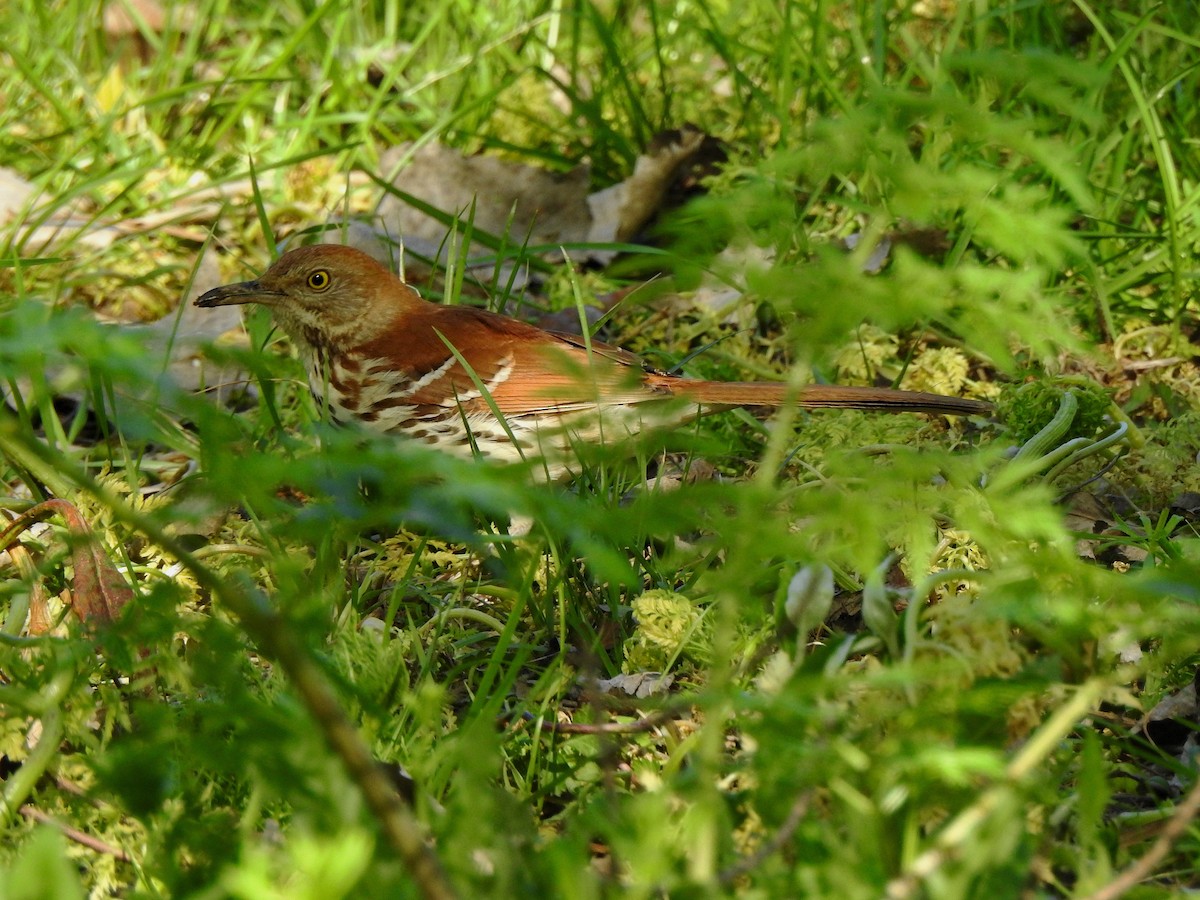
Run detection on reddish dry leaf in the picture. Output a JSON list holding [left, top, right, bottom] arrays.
[[102, 0, 167, 66], [0, 499, 134, 628], [102, 0, 166, 37], [5, 538, 53, 635]]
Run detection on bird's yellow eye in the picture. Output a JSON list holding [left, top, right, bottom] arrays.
[[307, 269, 331, 291]]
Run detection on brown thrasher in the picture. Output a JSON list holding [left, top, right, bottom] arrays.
[[195, 245, 990, 480]]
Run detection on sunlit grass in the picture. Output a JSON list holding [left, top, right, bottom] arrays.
[[3, 0, 1200, 896]]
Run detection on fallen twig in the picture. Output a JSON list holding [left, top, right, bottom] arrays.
[[20, 805, 133, 863]]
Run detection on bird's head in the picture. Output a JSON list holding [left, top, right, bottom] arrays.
[[194, 244, 418, 345]]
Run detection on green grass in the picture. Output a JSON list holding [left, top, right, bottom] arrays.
[[3, 0, 1200, 897]]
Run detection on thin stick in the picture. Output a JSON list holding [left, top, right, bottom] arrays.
[[718, 792, 810, 885], [20, 806, 133, 863]]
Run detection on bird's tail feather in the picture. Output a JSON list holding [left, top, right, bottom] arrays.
[[667, 380, 991, 417]]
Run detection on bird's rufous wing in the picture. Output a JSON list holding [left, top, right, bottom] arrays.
[[358, 304, 673, 417]]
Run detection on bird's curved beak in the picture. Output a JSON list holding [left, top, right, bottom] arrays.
[[194, 280, 284, 308]]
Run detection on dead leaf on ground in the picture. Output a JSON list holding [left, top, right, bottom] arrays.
[[340, 126, 719, 283], [2, 524, 54, 636], [372, 142, 591, 277], [586, 125, 710, 249], [1063, 491, 1150, 567], [0, 499, 135, 630], [102, 0, 166, 38], [139, 245, 251, 398], [1128, 672, 1200, 797], [596, 672, 675, 698], [1, 175, 254, 257], [0, 167, 36, 234], [103, 0, 193, 67], [1, 245, 254, 443]]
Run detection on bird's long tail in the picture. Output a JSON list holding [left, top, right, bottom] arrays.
[[663, 379, 991, 417]]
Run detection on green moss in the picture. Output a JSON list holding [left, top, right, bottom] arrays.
[[997, 378, 1111, 446], [622, 589, 711, 673]]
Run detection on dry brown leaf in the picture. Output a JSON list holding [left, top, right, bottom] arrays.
[[0, 167, 36, 230], [141, 246, 251, 397], [347, 128, 720, 280], [586, 124, 708, 246], [0, 499, 134, 628], [373, 142, 592, 273], [596, 672, 675, 698], [103, 0, 169, 66], [103, 0, 166, 37], [3, 534, 53, 636]]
